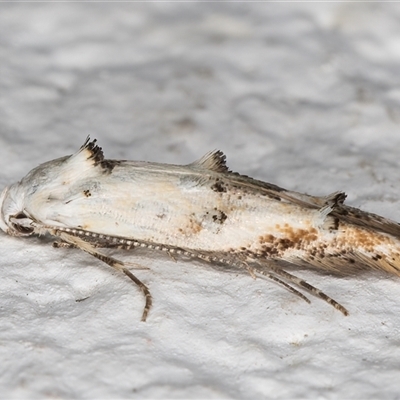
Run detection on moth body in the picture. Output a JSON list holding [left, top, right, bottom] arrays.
[[1, 138, 400, 320]]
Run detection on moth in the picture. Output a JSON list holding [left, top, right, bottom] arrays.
[[1, 138, 400, 321]]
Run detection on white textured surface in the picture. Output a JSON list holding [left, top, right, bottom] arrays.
[[1, 3, 400, 399]]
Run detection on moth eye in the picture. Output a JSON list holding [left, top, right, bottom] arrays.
[[11, 212, 34, 234], [14, 212, 28, 219]]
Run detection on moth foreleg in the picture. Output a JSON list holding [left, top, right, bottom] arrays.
[[55, 231, 152, 322], [121, 268, 152, 322]]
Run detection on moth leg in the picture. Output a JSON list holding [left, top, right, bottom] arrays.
[[122, 261, 150, 270], [245, 264, 311, 304], [55, 231, 152, 322], [254, 264, 349, 316], [119, 268, 152, 322], [166, 250, 177, 262], [231, 258, 310, 305], [86, 252, 152, 322], [53, 240, 75, 249], [243, 262, 257, 279]]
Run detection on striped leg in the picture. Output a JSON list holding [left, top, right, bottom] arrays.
[[55, 231, 152, 322], [254, 263, 349, 316]]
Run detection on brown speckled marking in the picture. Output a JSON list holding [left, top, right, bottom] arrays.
[[212, 209, 227, 224], [330, 226, 400, 275], [257, 225, 319, 258], [255, 222, 400, 276], [336, 226, 391, 251], [185, 214, 203, 235], [211, 178, 227, 193]]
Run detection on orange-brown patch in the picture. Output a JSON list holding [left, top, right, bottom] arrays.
[[337, 226, 392, 252], [257, 226, 319, 256], [280, 224, 318, 243], [259, 234, 276, 243], [179, 215, 203, 236]]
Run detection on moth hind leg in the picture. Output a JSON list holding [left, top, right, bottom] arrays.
[[245, 265, 311, 305], [252, 264, 349, 316]]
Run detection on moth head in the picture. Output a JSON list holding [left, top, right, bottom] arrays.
[[0, 185, 35, 237]]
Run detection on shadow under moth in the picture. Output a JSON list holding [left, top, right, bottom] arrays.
[[1, 138, 399, 321]]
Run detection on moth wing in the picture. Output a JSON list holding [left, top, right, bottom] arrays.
[[331, 205, 400, 238], [283, 186, 400, 238], [197, 160, 400, 238], [212, 167, 347, 210]]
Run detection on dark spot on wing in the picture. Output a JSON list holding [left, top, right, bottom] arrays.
[[211, 178, 227, 193], [101, 159, 122, 172], [212, 210, 227, 224]]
